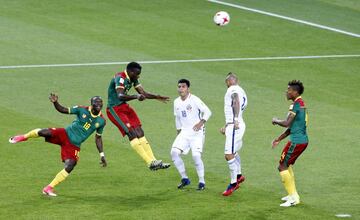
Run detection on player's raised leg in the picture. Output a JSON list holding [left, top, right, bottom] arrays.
[[9, 128, 43, 143]]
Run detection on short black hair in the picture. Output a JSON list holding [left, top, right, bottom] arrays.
[[91, 96, 102, 104], [178, 79, 190, 88], [126, 62, 142, 73], [288, 80, 304, 95]]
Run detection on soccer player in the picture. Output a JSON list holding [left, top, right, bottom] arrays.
[[171, 79, 212, 190], [220, 72, 247, 196], [272, 80, 308, 207], [107, 62, 171, 170], [9, 93, 107, 197]]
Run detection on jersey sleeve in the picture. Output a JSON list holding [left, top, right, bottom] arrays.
[[133, 79, 141, 89], [194, 96, 212, 121], [96, 121, 106, 136], [173, 101, 182, 129], [289, 102, 300, 116], [68, 106, 80, 115], [115, 75, 126, 89]]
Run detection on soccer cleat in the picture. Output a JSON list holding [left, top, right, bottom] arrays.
[[158, 162, 171, 170], [9, 135, 28, 144], [236, 175, 245, 186], [281, 195, 290, 201], [149, 160, 162, 171], [222, 183, 239, 196], [280, 195, 300, 207], [197, 182, 205, 191], [42, 185, 57, 197], [177, 178, 191, 189]]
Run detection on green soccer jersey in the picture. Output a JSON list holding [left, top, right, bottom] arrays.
[[289, 96, 308, 144], [107, 71, 141, 108], [65, 106, 106, 147]]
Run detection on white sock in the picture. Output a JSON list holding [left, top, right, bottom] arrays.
[[227, 158, 237, 184], [171, 148, 187, 179], [192, 152, 205, 184], [235, 152, 242, 175]]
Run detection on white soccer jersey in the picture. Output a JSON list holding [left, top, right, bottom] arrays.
[[174, 94, 211, 134], [224, 85, 247, 124]]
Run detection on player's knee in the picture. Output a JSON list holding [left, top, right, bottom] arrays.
[[171, 148, 181, 160], [134, 127, 144, 138], [127, 130, 137, 141], [192, 152, 202, 166], [224, 154, 234, 161], [38, 129, 51, 137], [64, 159, 77, 173], [278, 163, 288, 172]]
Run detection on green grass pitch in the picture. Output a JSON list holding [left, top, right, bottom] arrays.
[[0, 0, 359, 219]]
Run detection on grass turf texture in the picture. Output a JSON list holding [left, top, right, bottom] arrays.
[[0, 0, 359, 219]]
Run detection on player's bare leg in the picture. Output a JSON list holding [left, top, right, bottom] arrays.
[[9, 128, 52, 143], [43, 159, 75, 197]]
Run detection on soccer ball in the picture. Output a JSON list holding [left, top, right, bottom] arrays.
[[213, 11, 230, 26]]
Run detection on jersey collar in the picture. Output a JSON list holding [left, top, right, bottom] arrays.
[[124, 70, 130, 80], [294, 96, 302, 102], [88, 106, 101, 118]]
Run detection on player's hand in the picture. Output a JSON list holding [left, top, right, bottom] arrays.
[[100, 156, 107, 167], [272, 117, 279, 125], [137, 94, 146, 101], [220, 126, 226, 135], [156, 95, 170, 103], [272, 139, 280, 149], [234, 121, 240, 130], [49, 93, 58, 103], [193, 121, 204, 132]]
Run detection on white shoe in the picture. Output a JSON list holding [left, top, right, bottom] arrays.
[[281, 195, 290, 201], [280, 196, 300, 207]]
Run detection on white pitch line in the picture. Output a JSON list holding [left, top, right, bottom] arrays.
[[0, 54, 359, 69], [208, 0, 360, 38]]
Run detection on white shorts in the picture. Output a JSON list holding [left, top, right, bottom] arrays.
[[224, 123, 246, 154], [171, 131, 205, 155]]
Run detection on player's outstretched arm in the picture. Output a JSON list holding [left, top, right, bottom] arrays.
[[95, 134, 107, 167], [272, 128, 290, 148], [116, 87, 144, 102], [49, 93, 69, 114], [135, 86, 170, 103]]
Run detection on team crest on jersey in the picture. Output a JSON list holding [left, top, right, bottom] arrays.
[[119, 78, 124, 84], [186, 104, 192, 111], [95, 123, 100, 128], [82, 114, 87, 118]]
